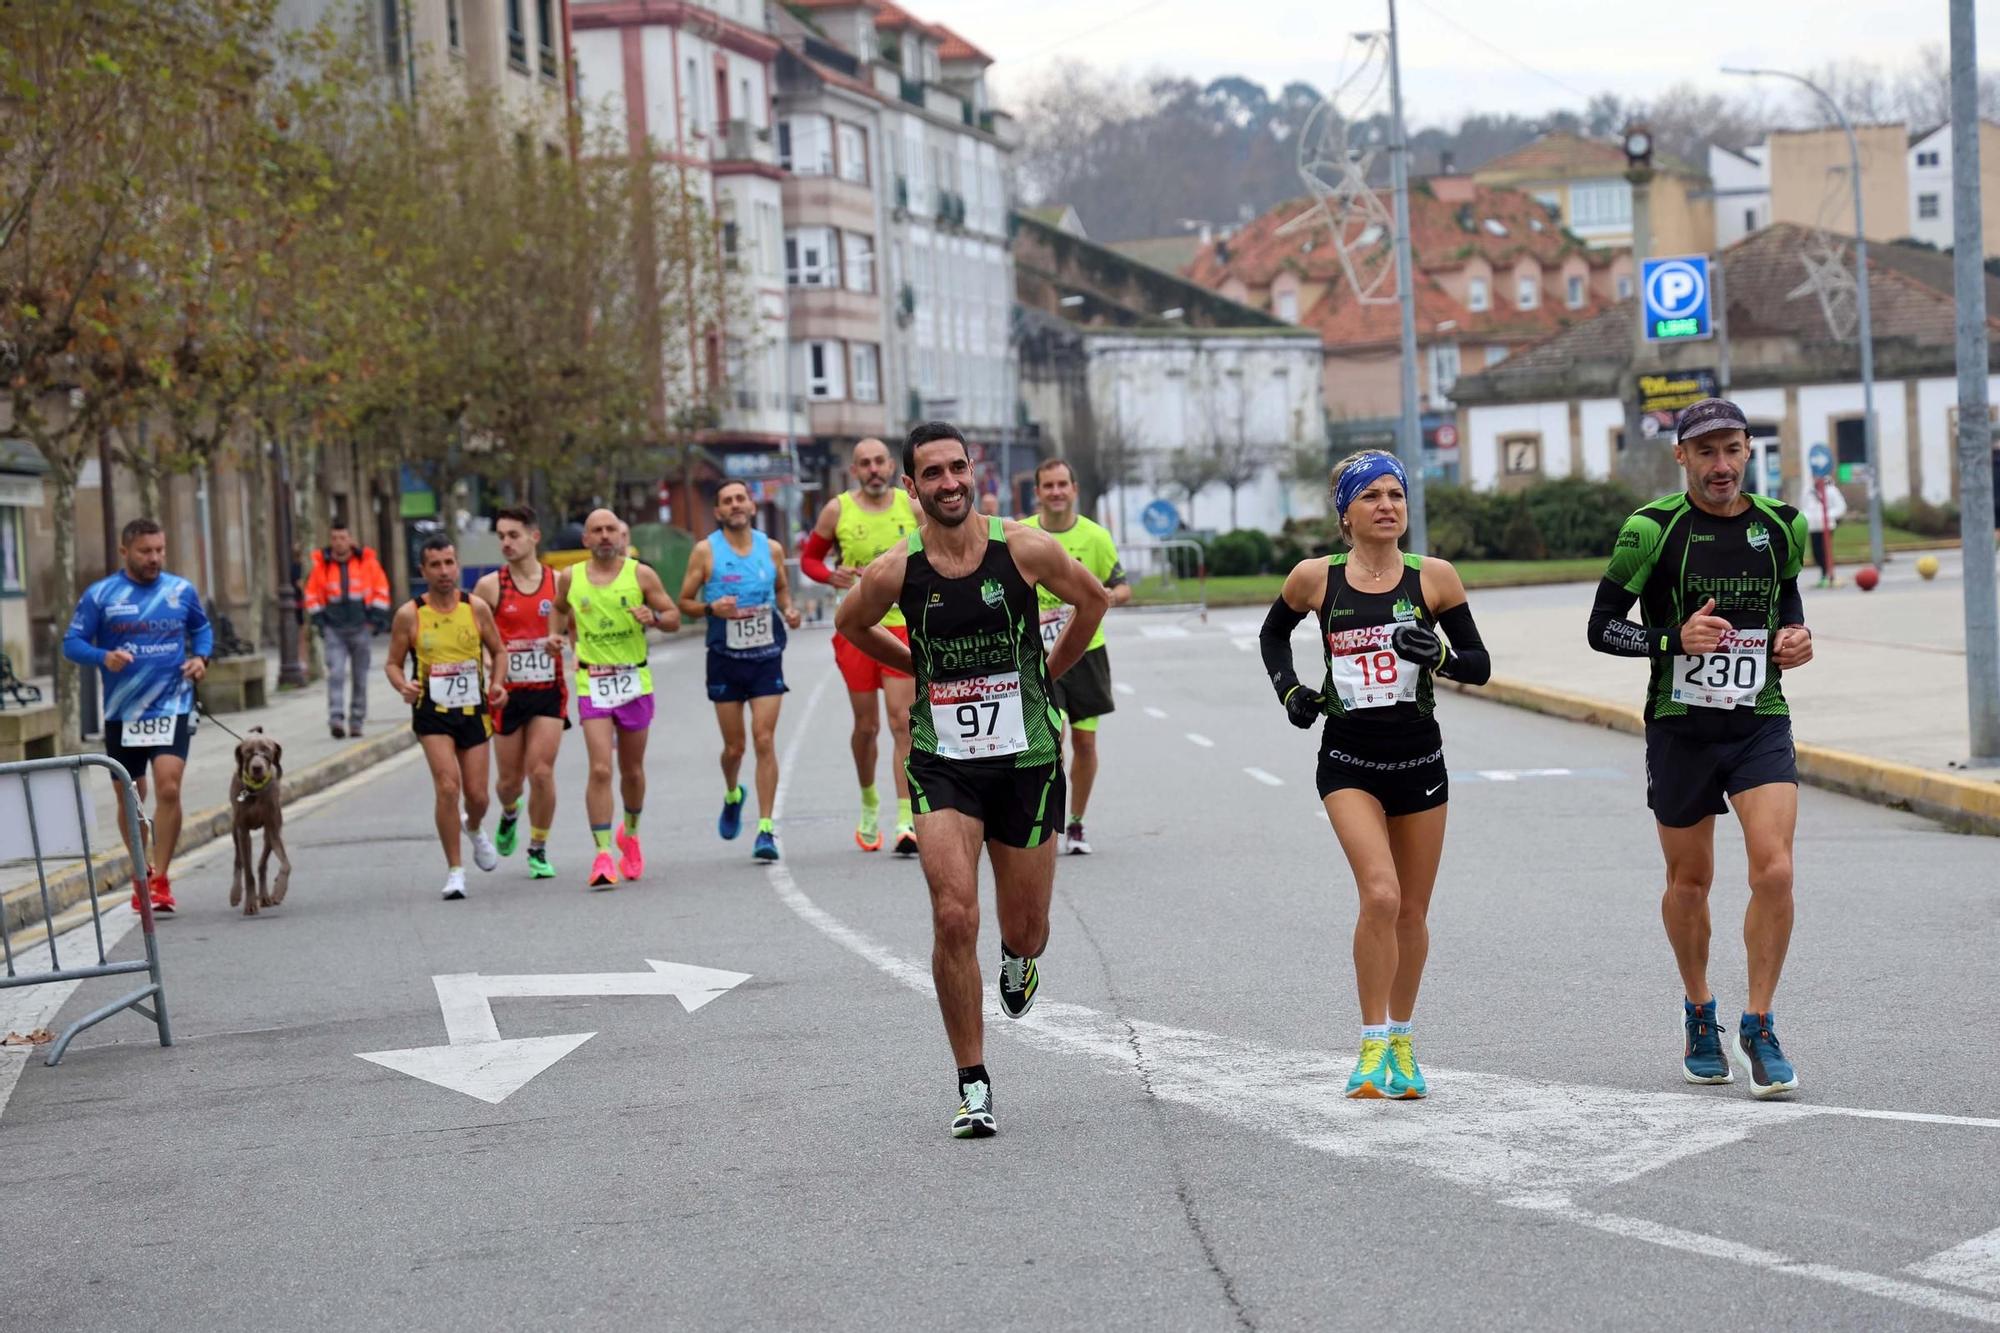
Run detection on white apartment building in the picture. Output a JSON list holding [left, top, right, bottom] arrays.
[[1709, 143, 1770, 249]]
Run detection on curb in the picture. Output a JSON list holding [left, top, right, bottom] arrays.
[[1, 727, 418, 940], [1443, 676, 2000, 836]]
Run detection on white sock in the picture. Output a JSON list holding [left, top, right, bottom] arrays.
[[1387, 1020, 1412, 1038], [1362, 1024, 1389, 1043]]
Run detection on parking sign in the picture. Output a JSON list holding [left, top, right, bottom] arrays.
[[1641, 255, 1713, 343]]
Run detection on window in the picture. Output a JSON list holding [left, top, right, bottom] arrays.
[[446, 0, 461, 51], [1502, 434, 1541, 476], [1485, 344, 1509, 367], [685, 57, 702, 133], [1918, 193, 1941, 220], [756, 201, 781, 276], [0, 505, 24, 594], [836, 123, 868, 184], [1467, 276, 1489, 312], [1565, 274, 1585, 308], [1615, 273, 1634, 300], [382, 0, 402, 75], [505, 0, 526, 70], [784, 227, 839, 287], [804, 341, 845, 399], [1567, 180, 1632, 229], [740, 77, 752, 126], [1516, 274, 1539, 309], [1834, 415, 1868, 466], [778, 116, 832, 175], [1274, 287, 1299, 323], [1917, 150, 1941, 167], [851, 344, 881, 403], [1744, 206, 1758, 233], [844, 232, 875, 293], [536, 0, 555, 76], [723, 221, 740, 264], [1428, 342, 1460, 402]]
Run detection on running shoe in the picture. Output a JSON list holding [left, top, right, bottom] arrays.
[[1730, 1012, 1798, 1099], [526, 848, 555, 879], [753, 830, 779, 862], [587, 851, 619, 890], [1387, 1034, 1428, 1099], [441, 867, 467, 901], [147, 872, 177, 916], [1345, 1038, 1393, 1099], [1682, 998, 1733, 1085], [718, 790, 745, 841], [998, 950, 1039, 1019], [952, 1079, 996, 1139], [1064, 820, 1091, 855], [616, 826, 644, 880], [855, 802, 882, 852], [329, 721, 346, 740], [494, 814, 518, 858], [466, 822, 499, 872], [893, 824, 918, 856]]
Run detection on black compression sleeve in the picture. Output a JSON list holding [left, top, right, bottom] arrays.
[[1588, 577, 1683, 658], [1778, 577, 1804, 627], [1260, 596, 1309, 701], [1434, 602, 1491, 685]]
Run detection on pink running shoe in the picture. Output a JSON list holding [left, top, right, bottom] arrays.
[[615, 826, 644, 881], [587, 851, 619, 890]]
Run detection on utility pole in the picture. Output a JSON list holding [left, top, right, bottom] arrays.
[[1622, 147, 1655, 491], [1385, 0, 1427, 554], [1949, 0, 1999, 763]]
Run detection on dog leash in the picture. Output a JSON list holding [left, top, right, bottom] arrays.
[[198, 703, 250, 743]]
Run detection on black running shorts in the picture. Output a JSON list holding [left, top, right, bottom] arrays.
[[905, 751, 1066, 850], [499, 687, 570, 736], [1644, 715, 1797, 829], [1051, 645, 1115, 725], [413, 706, 492, 751], [105, 713, 194, 778], [1314, 721, 1448, 816]]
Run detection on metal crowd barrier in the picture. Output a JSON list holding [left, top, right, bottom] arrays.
[[1119, 538, 1209, 622], [0, 754, 172, 1065], [783, 557, 836, 628]]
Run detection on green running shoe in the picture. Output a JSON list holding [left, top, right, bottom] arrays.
[[951, 1079, 996, 1139], [1387, 1034, 1428, 1099], [1345, 1038, 1393, 1099], [494, 814, 518, 857], [526, 848, 555, 879]]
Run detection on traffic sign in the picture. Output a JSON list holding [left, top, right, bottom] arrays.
[[1433, 422, 1459, 449], [1141, 499, 1181, 538], [1808, 443, 1834, 479], [1641, 255, 1713, 343]]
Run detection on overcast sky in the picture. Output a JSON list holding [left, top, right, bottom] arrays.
[[911, 0, 1995, 128]]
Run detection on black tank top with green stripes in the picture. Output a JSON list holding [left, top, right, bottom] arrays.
[[1318, 552, 1440, 748]]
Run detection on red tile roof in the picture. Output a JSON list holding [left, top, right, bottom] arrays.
[[872, 0, 945, 38], [1185, 179, 1620, 350], [933, 24, 992, 64]]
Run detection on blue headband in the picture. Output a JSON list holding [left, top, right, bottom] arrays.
[[1335, 453, 1409, 516]]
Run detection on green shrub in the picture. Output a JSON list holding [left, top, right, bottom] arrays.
[[1204, 528, 1277, 576], [1884, 497, 1961, 537], [1523, 476, 1639, 558], [1499, 495, 1548, 561]]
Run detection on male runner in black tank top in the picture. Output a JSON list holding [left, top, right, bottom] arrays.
[[837, 422, 1110, 1140]]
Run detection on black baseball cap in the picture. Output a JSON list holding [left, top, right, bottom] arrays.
[[1675, 397, 1749, 442]]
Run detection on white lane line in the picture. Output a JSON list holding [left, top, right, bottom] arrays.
[[1243, 767, 1285, 787], [0, 745, 428, 1125], [1511, 1195, 2000, 1325], [1907, 1226, 2000, 1296], [1143, 706, 1168, 720], [1184, 733, 1214, 748], [1231, 637, 1259, 653], [1113, 682, 1137, 696], [767, 671, 2000, 1327], [1139, 625, 1190, 640]]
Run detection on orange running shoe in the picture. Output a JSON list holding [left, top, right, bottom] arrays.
[[148, 872, 177, 915], [615, 826, 643, 880], [588, 851, 619, 890]]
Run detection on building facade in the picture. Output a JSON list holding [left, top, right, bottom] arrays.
[[1472, 130, 1714, 257]]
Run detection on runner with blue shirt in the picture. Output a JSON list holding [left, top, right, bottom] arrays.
[[63, 517, 214, 915], [677, 480, 803, 862]]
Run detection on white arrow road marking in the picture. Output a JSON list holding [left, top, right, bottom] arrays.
[[356, 960, 751, 1104], [1908, 1226, 2000, 1296], [766, 669, 2000, 1327]]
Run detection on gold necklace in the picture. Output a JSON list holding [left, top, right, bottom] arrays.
[[1349, 554, 1399, 580]]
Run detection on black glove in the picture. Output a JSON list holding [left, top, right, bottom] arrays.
[[1282, 685, 1324, 729], [1391, 622, 1446, 671]]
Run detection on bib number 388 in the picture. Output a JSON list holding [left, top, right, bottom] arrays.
[[1326, 626, 1418, 710], [930, 672, 1028, 760], [122, 715, 178, 748], [1672, 627, 1768, 709]]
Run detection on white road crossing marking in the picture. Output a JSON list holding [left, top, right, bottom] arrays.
[[1907, 1225, 2000, 1297], [1143, 706, 1168, 720], [1184, 733, 1214, 748], [769, 668, 2000, 1328], [1139, 625, 1191, 640], [1243, 767, 1285, 786], [1474, 768, 1574, 782], [1113, 682, 1137, 696], [1231, 637, 1259, 653]]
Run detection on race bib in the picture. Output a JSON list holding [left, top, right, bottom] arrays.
[[930, 672, 1028, 760], [1326, 626, 1418, 710], [428, 660, 480, 708], [587, 664, 642, 707], [1038, 606, 1072, 652], [725, 606, 775, 652], [506, 641, 556, 684], [1672, 628, 1769, 709], [122, 715, 178, 748]]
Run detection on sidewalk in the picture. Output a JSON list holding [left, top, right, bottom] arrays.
[[1459, 546, 2000, 830], [2, 646, 412, 941]]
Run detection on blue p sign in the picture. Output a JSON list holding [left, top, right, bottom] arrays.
[[1642, 255, 1713, 342]]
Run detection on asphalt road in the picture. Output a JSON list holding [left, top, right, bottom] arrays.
[[4, 614, 1998, 1331]]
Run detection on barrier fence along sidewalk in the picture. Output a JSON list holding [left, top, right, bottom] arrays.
[[0, 755, 172, 1065]]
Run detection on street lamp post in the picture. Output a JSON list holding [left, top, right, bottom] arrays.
[[1384, 0, 1428, 554], [1722, 66, 1885, 570]]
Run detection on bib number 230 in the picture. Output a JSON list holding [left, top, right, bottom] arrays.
[[1672, 628, 1768, 709]]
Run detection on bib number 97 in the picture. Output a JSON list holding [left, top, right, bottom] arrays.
[[955, 701, 1001, 741]]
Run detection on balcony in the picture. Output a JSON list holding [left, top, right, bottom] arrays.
[[717, 119, 775, 167]]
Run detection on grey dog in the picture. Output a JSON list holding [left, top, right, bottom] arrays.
[[229, 728, 292, 916]]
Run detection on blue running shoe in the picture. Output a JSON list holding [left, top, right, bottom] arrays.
[[718, 788, 745, 841], [1730, 1012, 1798, 1098], [1682, 998, 1733, 1084], [753, 829, 779, 862], [1345, 1038, 1393, 1099]]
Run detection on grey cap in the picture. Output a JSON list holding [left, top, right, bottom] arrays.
[[1675, 397, 1749, 442]]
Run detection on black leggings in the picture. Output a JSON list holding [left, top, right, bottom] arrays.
[[1810, 531, 1832, 579]]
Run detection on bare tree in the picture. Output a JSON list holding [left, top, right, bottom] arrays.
[[1165, 446, 1222, 529]]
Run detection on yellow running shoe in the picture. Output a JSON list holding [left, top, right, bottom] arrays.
[[1387, 1033, 1428, 1099], [1345, 1038, 1393, 1099]]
